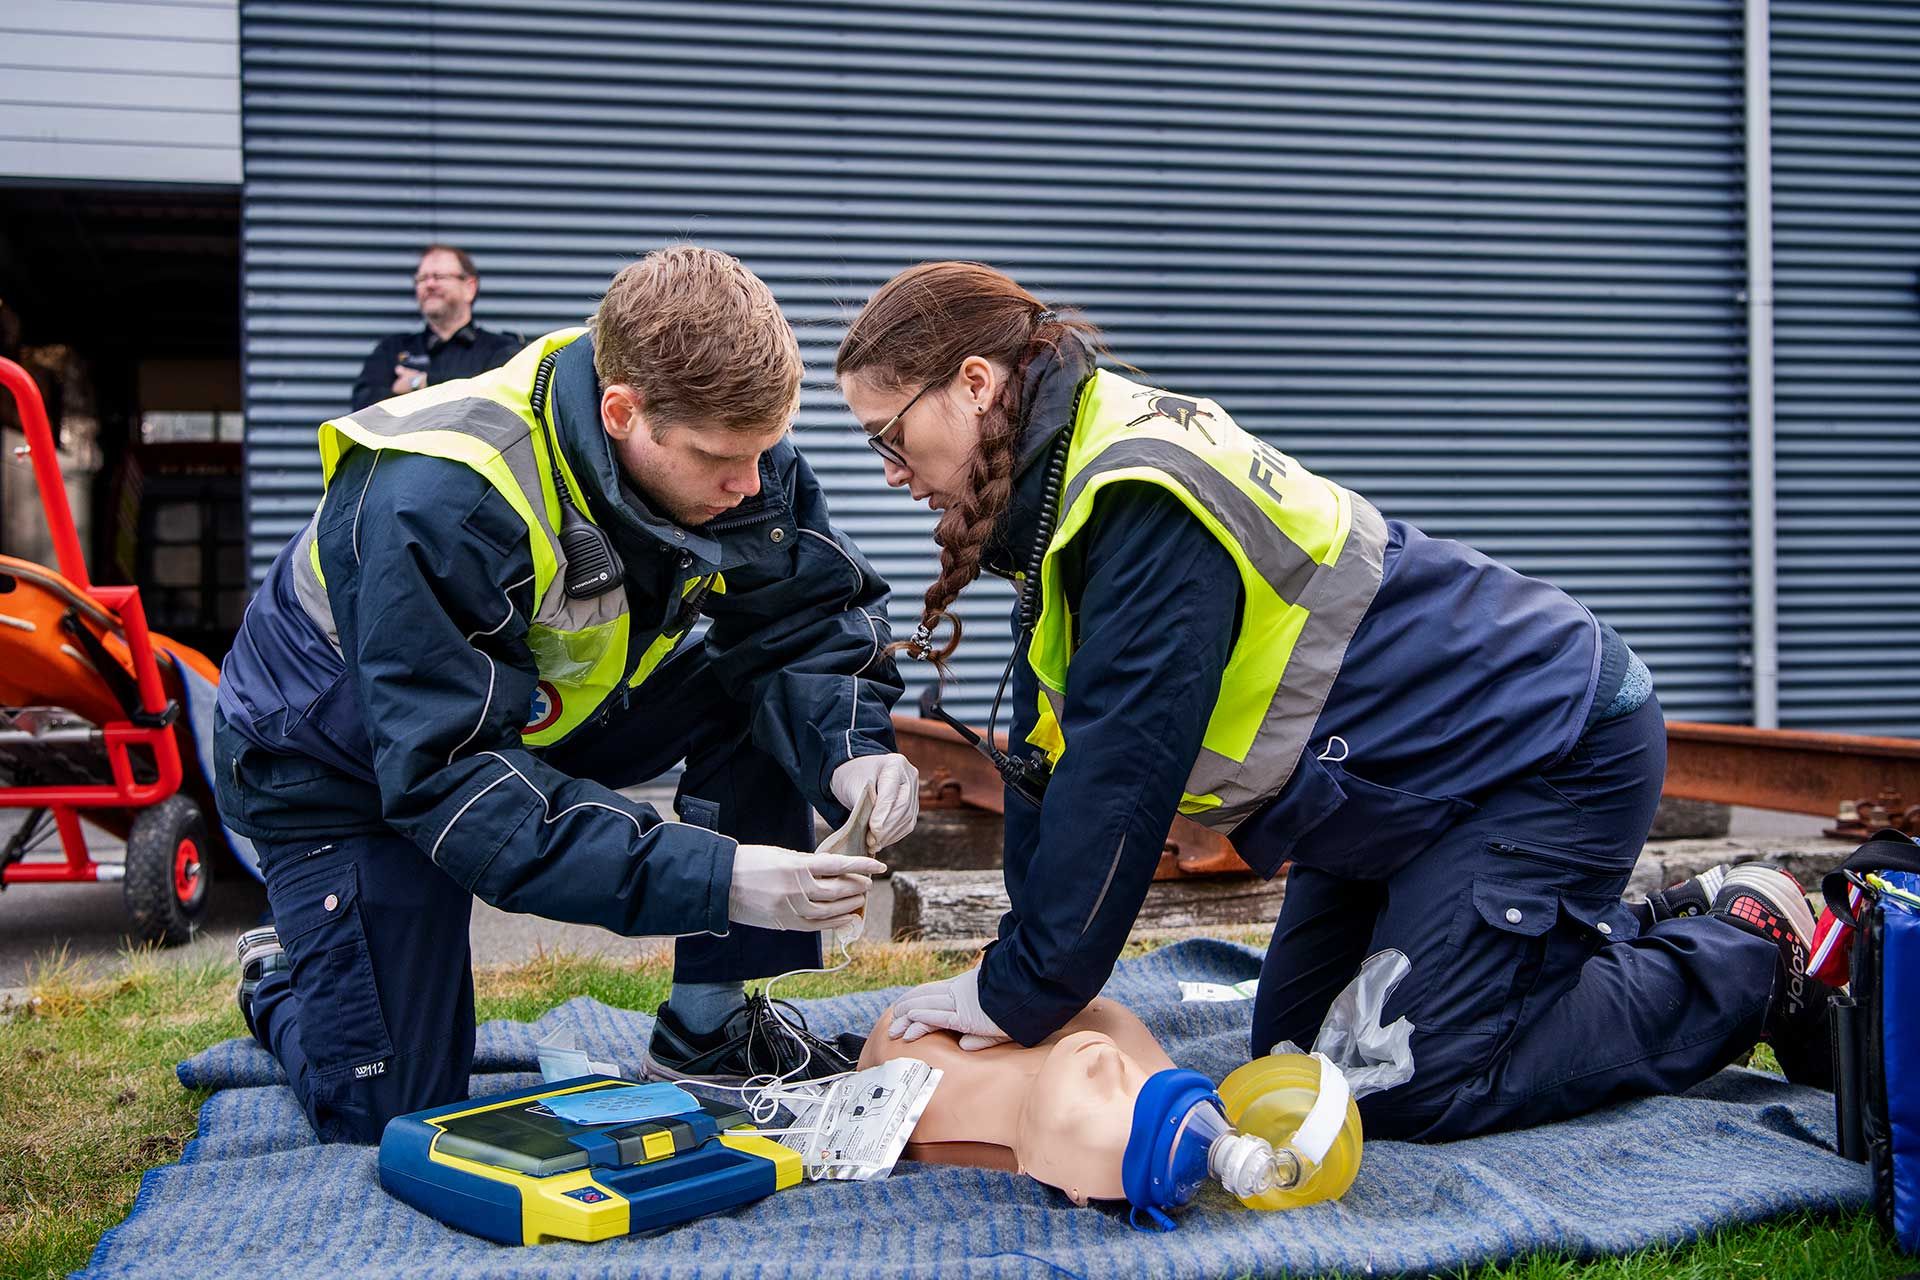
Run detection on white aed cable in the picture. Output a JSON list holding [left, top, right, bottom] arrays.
[[683, 784, 878, 1126], [685, 920, 861, 1127]]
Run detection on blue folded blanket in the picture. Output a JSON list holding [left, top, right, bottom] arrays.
[[77, 939, 1865, 1279]]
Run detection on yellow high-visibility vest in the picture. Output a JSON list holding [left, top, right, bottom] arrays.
[[1026, 370, 1387, 832], [290, 328, 717, 747]]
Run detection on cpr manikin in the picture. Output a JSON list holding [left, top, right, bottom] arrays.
[[860, 996, 1364, 1228]]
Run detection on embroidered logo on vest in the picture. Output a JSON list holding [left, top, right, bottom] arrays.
[[1126, 389, 1219, 443]]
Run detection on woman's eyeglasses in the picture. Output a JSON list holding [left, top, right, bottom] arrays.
[[864, 377, 945, 468]]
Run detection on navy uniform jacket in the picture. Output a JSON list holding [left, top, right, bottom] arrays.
[[975, 340, 1633, 1045], [350, 321, 525, 412], [218, 336, 902, 937]]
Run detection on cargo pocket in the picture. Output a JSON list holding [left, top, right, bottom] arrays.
[[272, 859, 394, 1076], [1557, 889, 1639, 946], [220, 721, 336, 828], [1233, 749, 1348, 878], [1487, 837, 1640, 947], [254, 747, 340, 794], [1466, 839, 1643, 1045], [1419, 876, 1561, 1037]]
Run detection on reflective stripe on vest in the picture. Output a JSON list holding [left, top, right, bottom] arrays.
[[288, 327, 709, 748], [1026, 369, 1388, 833]]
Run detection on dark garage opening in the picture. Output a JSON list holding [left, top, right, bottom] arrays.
[[0, 184, 245, 661]]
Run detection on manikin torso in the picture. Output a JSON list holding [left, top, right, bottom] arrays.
[[858, 996, 1175, 1204]]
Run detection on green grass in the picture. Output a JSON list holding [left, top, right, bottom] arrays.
[[1443, 1209, 1904, 1280], [1, 947, 240, 1280], [0, 940, 1908, 1280]]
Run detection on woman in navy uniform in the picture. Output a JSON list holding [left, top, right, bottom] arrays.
[[841, 261, 1828, 1140]]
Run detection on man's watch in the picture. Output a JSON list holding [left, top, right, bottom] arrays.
[[411, 374, 425, 389]]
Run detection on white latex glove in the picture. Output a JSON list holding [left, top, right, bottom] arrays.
[[830, 753, 920, 852], [727, 842, 886, 933], [886, 966, 1011, 1051]]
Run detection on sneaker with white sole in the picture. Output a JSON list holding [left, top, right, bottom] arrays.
[[235, 924, 287, 1037], [640, 992, 855, 1089], [1710, 864, 1831, 1089], [1644, 863, 1730, 922]]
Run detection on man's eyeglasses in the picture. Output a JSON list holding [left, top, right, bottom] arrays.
[[864, 376, 945, 468], [414, 271, 471, 285]]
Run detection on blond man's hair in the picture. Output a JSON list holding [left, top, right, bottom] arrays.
[[590, 246, 802, 437]]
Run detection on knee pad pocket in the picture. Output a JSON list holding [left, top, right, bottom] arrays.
[[273, 859, 396, 1078]]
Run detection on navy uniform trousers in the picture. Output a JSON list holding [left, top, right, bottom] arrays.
[[1249, 697, 1784, 1141], [238, 645, 818, 1144]]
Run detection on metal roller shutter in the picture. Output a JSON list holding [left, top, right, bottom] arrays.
[[240, 0, 1751, 726], [1771, 1, 1920, 734]]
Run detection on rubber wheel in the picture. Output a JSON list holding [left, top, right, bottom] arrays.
[[124, 794, 213, 946]]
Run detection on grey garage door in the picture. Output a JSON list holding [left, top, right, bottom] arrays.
[[240, 0, 1753, 727], [1771, 1, 1920, 734]]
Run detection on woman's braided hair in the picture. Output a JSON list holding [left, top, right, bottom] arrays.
[[836, 262, 1105, 670]]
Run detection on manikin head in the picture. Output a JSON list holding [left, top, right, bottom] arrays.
[[414, 244, 479, 336], [1013, 1031, 1158, 1204], [861, 996, 1365, 1222], [589, 246, 802, 527], [860, 996, 1174, 1206]]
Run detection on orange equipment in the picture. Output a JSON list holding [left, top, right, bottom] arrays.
[[0, 355, 249, 944]]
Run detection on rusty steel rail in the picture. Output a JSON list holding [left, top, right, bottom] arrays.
[[894, 714, 1008, 814], [1664, 721, 1920, 817], [897, 714, 1920, 876], [892, 714, 1248, 877]]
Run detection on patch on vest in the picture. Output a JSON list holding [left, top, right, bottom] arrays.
[[1127, 388, 1218, 444], [527, 681, 562, 734]]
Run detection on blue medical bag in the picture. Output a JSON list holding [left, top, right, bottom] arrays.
[[1826, 830, 1920, 1255]]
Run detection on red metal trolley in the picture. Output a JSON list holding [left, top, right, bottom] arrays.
[[0, 355, 239, 944]]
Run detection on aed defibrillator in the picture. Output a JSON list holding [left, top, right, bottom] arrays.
[[377, 1075, 800, 1245]]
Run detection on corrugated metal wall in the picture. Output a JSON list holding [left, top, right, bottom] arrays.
[[240, 0, 1753, 726], [1, 0, 241, 186], [1771, 2, 1920, 734]]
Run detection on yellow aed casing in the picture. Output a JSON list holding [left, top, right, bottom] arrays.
[[376, 1075, 800, 1245]]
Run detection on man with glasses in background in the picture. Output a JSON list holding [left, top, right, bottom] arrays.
[[349, 244, 523, 410]]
